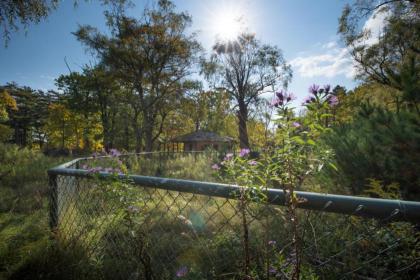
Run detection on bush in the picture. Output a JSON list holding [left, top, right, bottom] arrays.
[[323, 107, 420, 200]]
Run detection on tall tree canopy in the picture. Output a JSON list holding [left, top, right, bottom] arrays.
[[202, 33, 292, 148], [0, 0, 127, 44], [74, 0, 201, 152], [339, 0, 420, 111]]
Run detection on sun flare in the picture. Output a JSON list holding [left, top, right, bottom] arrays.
[[208, 3, 247, 42], [213, 12, 243, 41]]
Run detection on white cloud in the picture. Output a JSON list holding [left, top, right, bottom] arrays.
[[360, 9, 391, 46], [290, 43, 355, 79], [290, 10, 389, 80], [322, 41, 338, 49]]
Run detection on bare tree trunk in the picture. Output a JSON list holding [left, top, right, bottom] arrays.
[[144, 125, 154, 152], [143, 113, 155, 152], [83, 113, 91, 152], [103, 126, 111, 152], [130, 111, 142, 153], [135, 129, 142, 153], [124, 122, 130, 151], [238, 100, 250, 149]]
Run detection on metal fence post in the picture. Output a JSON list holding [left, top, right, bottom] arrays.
[[48, 172, 59, 232]]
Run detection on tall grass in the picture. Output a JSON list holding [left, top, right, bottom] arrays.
[[124, 152, 220, 181], [0, 147, 417, 279], [0, 144, 69, 279]]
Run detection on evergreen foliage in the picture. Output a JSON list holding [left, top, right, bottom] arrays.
[[325, 105, 420, 200]]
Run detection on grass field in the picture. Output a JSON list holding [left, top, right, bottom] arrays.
[[0, 146, 418, 279]]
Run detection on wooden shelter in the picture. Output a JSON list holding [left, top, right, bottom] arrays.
[[170, 131, 234, 152]]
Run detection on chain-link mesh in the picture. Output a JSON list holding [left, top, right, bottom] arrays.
[[49, 155, 420, 280]]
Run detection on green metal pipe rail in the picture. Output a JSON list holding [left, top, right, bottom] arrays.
[[48, 154, 420, 225]]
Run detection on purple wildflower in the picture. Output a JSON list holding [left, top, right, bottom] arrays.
[[302, 95, 316, 105], [324, 84, 331, 93], [286, 92, 296, 102], [176, 266, 188, 277], [269, 266, 277, 275], [268, 240, 277, 246], [328, 95, 339, 106], [211, 164, 221, 170], [270, 96, 282, 107], [224, 153, 234, 161], [82, 164, 88, 169], [88, 167, 102, 173], [271, 91, 295, 107], [276, 90, 285, 100], [109, 148, 121, 157], [249, 160, 258, 166], [239, 148, 250, 157], [308, 84, 320, 95], [292, 122, 301, 128]]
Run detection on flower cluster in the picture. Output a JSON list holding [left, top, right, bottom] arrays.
[[270, 90, 295, 108], [239, 148, 250, 157], [85, 166, 123, 174], [211, 163, 220, 170], [224, 153, 234, 161], [327, 95, 339, 106], [176, 266, 188, 277], [249, 160, 257, 166], [80, 149, 126, 175], [303, 84, 339, 107], [211, 149, 258, 173], [109, 148, 121, 157]]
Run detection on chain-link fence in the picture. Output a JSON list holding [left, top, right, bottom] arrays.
[[48, 153, 420, 279]]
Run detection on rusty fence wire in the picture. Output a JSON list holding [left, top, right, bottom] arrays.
[[48, 153, 420, 280]]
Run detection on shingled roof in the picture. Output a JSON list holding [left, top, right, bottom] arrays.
[[171, 131, 234, 143]]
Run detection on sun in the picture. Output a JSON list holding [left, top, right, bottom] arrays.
[[200, 1, 256, 44], [213, 12, 243, 41], [208, 2, 247, 42]]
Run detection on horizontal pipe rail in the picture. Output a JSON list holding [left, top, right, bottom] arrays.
[[48, 163, 420, 223]]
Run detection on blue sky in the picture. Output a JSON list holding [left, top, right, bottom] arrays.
[[0, 0, 360, 104]]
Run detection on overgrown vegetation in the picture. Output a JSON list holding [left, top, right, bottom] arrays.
[[0, 144, 65, 279], [0, 0, 419, 279]]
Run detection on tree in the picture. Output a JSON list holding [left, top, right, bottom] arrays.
[[181, 81, 231, 133], [0, 83, 51, 147], [57, 71, 95, 151], [0, 89, 17, 141], [0, 0, 58, 43], [74, 0, 201, 152], [334, 0, 420, 199], [45, 102, 71, 150], [56, 68, 118, 152], [0, 0, 127, 44], [325, 105, 420, 200], [0, 89, 17, 121], [202, 33, 292, 148], [339, 0, 420, 111]]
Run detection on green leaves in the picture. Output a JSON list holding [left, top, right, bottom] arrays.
[[328, 162, 338, 172], [291, 136, 305, 145]]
